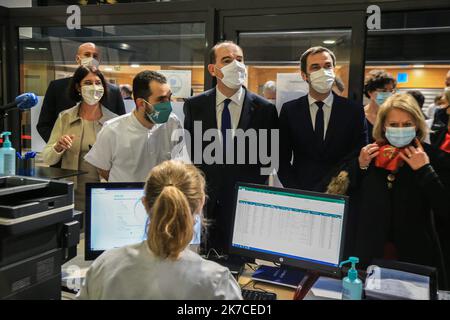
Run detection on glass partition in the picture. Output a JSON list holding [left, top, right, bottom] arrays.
[[18, 22, 205, 153]]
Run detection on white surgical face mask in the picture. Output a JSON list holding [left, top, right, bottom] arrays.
[[217, 59, 247, 90], [308, 68, 335, 94], [79, 56, 100, 68], [81, 84, 104, 105]]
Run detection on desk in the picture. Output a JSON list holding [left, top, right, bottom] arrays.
[[26, 166, 87, 180], [238, 266, 295, 300], [238, 265, 336, 300]]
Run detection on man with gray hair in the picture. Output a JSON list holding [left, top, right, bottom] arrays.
[[262, 80, 277, 102]]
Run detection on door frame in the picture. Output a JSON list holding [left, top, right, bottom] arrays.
[[222, 10, 367, 105]]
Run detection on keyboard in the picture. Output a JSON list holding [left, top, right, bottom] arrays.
[[242, 289, 277, 300]]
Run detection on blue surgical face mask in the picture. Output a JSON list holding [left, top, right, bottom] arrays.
[[375, 92, 393, 106], [143, 100, 172, 124], [385, 126, 416, 148]]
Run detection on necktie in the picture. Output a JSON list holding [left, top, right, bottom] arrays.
[[221, 98, 232, 159], [315, 101, 325, 146]]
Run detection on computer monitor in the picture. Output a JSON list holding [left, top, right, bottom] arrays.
[[229, 183, 348, 277], [85, 182, 201, 260]]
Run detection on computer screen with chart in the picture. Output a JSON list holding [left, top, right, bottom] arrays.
[[85, 183, 201, 260], [230, 183, 348, 275]]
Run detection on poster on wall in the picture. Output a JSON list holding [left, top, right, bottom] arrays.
[[158, 70, 192, 99], [275, 73, 309, 114]]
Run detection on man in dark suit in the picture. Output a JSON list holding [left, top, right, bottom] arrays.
[[278, 46, 368, 191], [37, 42, 126, 142], [183, 41, 279, 254]]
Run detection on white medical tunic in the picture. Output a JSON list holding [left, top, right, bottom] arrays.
[[76, 241, 243, 300], [84, 112, 188, 182]]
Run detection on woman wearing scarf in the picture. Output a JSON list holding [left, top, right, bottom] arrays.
[[350, 93, 449, 289]]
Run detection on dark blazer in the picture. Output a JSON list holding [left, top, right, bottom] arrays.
[[352, 154, 449, 286], [183, 87, 279, 253], [37, 77, 126, 142], [430, 127, 450, 288], [278, 93, 368, 192]]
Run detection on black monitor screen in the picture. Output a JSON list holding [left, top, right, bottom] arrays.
[[229, 183, 348, 275], [85, 182, 201, 260]]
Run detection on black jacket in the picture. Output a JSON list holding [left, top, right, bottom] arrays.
[[37, 77, 126, 142], [352, 148, 449, 283], [278, 93, 368, 192], [183, 87, 279, 253]]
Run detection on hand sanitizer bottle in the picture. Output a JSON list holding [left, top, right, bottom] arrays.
[[0, 132, 16, 175], [339, 257, 363, 300]]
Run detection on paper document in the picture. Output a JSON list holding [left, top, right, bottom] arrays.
[[365, 265, 430, 300]]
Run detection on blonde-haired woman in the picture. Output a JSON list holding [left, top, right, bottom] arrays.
[[77, 160, 243, 300], [354, 93, 449, 288]]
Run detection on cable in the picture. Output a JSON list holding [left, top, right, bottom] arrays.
[[205, 248, 227, 260]]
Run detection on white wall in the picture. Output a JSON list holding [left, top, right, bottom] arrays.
[[0, 0, 32, 8]]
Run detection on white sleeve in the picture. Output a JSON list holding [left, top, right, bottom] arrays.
[[169, 116, 192, 164], [84, 125, 113, 171], [212, 269, 243, 300]]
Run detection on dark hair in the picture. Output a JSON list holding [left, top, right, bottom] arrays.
[[300, 46, 336, 74], [120, 84, 132, 96], [69, 66, 108, 104], [364, 70, 397, 98], [132, 70, 167, 103], [407, 90, 425, 109], [434, 94, 444, 104], [209, 41, 243, 64]]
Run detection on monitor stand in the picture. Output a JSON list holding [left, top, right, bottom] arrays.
[[251, 265, 306, 289]]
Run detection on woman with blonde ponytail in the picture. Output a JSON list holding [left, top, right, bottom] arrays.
[[77, 160, 242, 300]]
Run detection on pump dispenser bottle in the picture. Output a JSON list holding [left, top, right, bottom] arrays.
[[339, 257, 363, 300]]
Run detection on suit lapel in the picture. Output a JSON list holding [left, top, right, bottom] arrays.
[[202, 88, 218, 131], [237, 88, 254, 130]]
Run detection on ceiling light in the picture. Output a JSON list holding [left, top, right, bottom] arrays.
[[323, 40, 336, 44], [131, 64, 140, 68], [120, 43, 130, 50]]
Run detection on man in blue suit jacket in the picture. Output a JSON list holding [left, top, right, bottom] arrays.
[[184, 41, 279, 254], [278, 46, 368, 191]]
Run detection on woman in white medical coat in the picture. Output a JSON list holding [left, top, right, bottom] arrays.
[[77, 160, 243, 300]]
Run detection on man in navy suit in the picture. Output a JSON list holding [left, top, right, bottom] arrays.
[[183, 41, 279, 254], [37, 42, 126, 142], [278, 46, 368, 191]]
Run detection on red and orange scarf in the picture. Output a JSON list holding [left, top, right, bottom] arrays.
[[440, 132, 450, 154], [374, 144, 406, 171]]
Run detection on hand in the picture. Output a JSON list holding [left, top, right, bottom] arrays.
[[54, 134, 75, 153], [358, 143, 380, 168], [399, 139, 429, 171]]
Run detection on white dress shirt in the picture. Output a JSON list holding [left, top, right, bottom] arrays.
[[84, 111, 187, 182], [308, 92, 334, 139], [76, 241, 243, 300], [216, 86, 245, 136]]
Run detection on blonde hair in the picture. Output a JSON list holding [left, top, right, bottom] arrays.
[[144, 160, 205, 260], [372, 93, 428, 143]]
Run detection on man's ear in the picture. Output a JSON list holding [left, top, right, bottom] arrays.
[[301, 71, 308, 82], [208, 64, 217, 78]]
